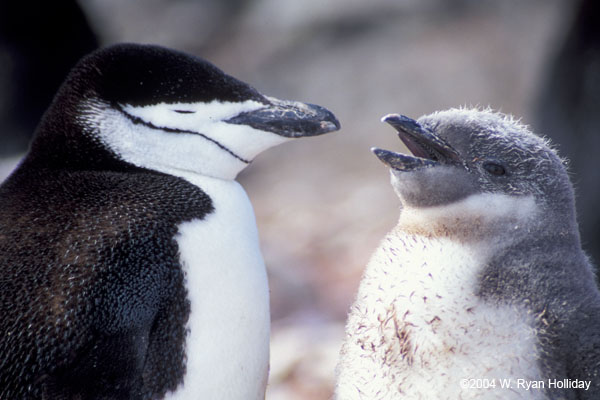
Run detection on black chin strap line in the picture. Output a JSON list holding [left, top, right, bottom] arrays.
[[115, 103, 251, 164]]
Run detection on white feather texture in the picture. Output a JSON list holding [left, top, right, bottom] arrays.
[[165, 172, 270, 400], [336, 193, 544, 399], [395, 190, 538, 243]]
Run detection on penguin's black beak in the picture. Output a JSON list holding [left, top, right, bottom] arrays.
[[373, 114, 461, 171], [226, 96, 340, 138]]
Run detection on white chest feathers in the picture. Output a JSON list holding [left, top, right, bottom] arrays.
[[164, 175, 270, 400], [336, 232, 544, 400]]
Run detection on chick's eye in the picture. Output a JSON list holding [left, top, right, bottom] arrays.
[[483, 162, 506, 176]]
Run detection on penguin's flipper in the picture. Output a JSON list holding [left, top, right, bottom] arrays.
[[43, 330, 150, 400]]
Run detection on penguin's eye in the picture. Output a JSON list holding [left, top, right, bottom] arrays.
[[483, 161, 506, 176]]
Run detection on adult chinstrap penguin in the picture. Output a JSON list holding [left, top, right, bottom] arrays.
[[335, 108, 600, 399], [0, 43, 339, 400]]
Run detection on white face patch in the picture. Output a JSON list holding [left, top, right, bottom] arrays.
[[122, 100, 266, 125], [80, 99, 291, 180], [397, 192, 538, 246]]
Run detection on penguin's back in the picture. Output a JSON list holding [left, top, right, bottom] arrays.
[[0, 164, 212, 399]]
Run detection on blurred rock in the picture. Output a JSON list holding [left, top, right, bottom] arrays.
[[0, 0, 98, 156], [80, 0, 248, 54], [534, 0, 600, 267], [266, 320, 344, 400]]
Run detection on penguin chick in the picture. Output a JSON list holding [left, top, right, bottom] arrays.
[[0, 43, 339, 400], [336, 108, 599, 400]]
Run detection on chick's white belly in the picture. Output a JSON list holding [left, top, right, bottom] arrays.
[[166, 178, 270, 400], [337, 233, 543, 400]]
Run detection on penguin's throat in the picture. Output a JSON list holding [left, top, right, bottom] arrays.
[[397, 193, 538, 243]]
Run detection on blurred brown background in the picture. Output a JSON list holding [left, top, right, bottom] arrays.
[[1, 1, 598, 398]]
